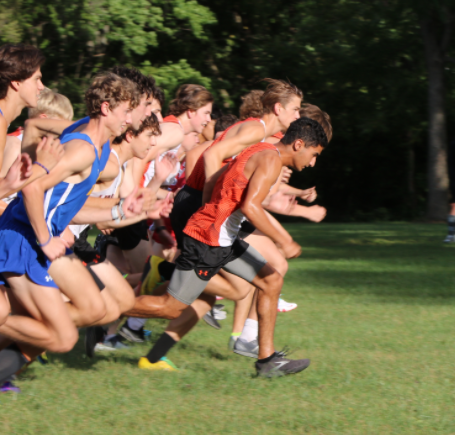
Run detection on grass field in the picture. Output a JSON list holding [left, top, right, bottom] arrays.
[[2, 223, 455, 434]]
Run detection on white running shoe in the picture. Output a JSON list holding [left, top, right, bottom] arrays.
[[278, 298, 297, 313]]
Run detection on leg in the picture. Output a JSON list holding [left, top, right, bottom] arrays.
[[0, 285, 10, 327], [106, 244, 129, 274], [123, 240, 153, 274]]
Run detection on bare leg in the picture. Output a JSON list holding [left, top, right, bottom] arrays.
[[106, 244, 128, 274], [123, 240, 153, 274], [125, 292, 188, 320]]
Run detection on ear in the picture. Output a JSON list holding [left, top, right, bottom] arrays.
[[10, 81, 21, 92], [125, 130, 134, 143], [38, 113, 48, 119], [293, 138, 304, 151], [273, 102, 283, 116], [187, 109, 195, 119], [100, 101, 110, 117]]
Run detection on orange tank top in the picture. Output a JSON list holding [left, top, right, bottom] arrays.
[[184, 142, 278, 247], [185, 117, 264, 191]]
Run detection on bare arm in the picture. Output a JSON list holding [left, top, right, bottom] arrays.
[[186, 140, 213, 177]]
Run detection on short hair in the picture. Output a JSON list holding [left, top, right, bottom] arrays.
[[0, 44, 45, 100], [239, 90, 264, 120], [85, 73, 140, 119], [153, 86, 165, 108], [282, 117, 328, 149], [261, 79, 303, 114], [210, 104, 224, 121], [112, 113, 161, 144], [168, 84, 214, 116], [300, 104, 333, 143], [214, 114, 238, 135], [111, 66, 155, 99], [28, 87, 73, 120]]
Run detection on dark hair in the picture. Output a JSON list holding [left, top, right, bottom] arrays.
[[0, 44, 45, 99], [210, 104, 224, 121], [168, 84, 214, 116], [300, 104, 333, 143], [282, 117, 328, 148], [261, 79, 303, 114], [113, 113, 161, 144], [239, 90, 264, 120], [153, 86, 165, 108], [111, 66, 155, 99], [214, 114, 238, 135]]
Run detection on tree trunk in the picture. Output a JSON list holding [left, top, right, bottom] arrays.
[[421, 17, 449, 220]]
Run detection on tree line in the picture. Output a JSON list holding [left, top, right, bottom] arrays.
[[1, 0, 454, 221]]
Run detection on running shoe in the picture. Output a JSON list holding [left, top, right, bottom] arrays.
[[234, 338, 259, 358], [444, 235, 455, 243], [214, 304, 225, 311], [212, 307, 227, 320], [203, 309, 222, 329], [85, 326, 106, 358], [118, 324, 145, 343], [138, 356, 178, 371], [278, 298, 298, 313], [216, 296, 224, 300], [228, 335, 239, 351], [0, 381, 20, 393], [255, 353, 310, 377], [37, 352, 49, 365], [94, 336, 129, 352]]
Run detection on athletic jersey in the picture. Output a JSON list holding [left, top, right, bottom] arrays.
[[7, 126, 23, 142], [184, 142, 278, 247], [185, 118, 266, 192], [5, 124, 111, 237], [140, 114, 183, 188], [0, 108, 3, 117], [272, 131, 284, 140]]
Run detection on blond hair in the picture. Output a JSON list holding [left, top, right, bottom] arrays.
[[28, 87, 74, 120], [261, 78, 303, 114]]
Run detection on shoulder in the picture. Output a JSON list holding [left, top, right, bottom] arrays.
[[63, 138, 97, 165], [236, 121, 265, 142]]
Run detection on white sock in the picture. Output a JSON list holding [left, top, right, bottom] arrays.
[[127, 317, 147, 331], [240, 319, 258, 343]]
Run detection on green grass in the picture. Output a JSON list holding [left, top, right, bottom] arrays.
[[2, 223, 455, 434]]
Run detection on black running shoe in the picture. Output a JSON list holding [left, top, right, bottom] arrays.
[[255, 353, 310, 377], [118, 324, 145, 343], [202, 309, 221, 329], [85, 326, 106, 358]]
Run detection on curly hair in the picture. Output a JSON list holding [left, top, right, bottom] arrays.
[[214, 114, 238, 135], [282, 116, 328, 148], [168, 84, 214, 116], [261, 79, 303, 115], [0, 44, 45, 100], [85, 73, 140, 118], [112, 113, 161, 144], [300, 104, 333, 143], [153, 86, 165, 108], [239, 90, 264, 120], [111, 66, 155, 99]]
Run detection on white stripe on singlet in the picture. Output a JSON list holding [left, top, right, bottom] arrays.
[[46, 184, 75, 235]]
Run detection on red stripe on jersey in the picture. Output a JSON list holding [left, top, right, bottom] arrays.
[[184, 142, 278, 247], [272, 131, 284, 139], [185, 118, 262, 191], [7, 127, 23, 137], [162, 115, 180, 124]]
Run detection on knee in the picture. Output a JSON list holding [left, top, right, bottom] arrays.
[[161, 307, 181, 320], [272, 257, 288, 277], [264, 272, 283, 294], [47, 328, 78, 353], [83, 297, 107, 325], [119, 290, 135, 314], [0, 305, 9, 326]]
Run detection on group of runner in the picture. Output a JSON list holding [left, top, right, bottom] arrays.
[[0, 43, 332, 391]]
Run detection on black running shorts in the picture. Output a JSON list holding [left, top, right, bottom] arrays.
[[112, 221, 148, 251]]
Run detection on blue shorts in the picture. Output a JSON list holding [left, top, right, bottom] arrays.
[[0, 218, 58, 289]]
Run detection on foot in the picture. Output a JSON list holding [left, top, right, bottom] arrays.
[[444, 235, 455, 243], [278, 298, 297, 313], [85, 326, 106, 358], [0, 381, 21, 393], [203, 309, 222, 329], [118, 324, 145, 343], [255, 353, 310, 377], [37, 352, 49, 365], [94, 335, 129, 352], [138, 356, 178, 371], [233, 338, 259, 358], [212, 306, 227, 320], [228, 335, 239, 351]]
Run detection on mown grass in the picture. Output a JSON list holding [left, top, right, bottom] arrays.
[[1, 223, 455, 434]]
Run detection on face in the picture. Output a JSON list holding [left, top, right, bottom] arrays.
[[188, 102, 212, 134], [277, 95, 301, 129], [131, 129, 157, 159], [144, 95, 153, 117], [130, 95, 148, 130], [181, 132, 200, 152], [150, 98, 163, 122], [18, 68, 45, 108], [201, 119, 216, 141], [292, 142, 324, 171], [107, 101, 132, 137]]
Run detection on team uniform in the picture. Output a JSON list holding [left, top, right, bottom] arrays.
[[0, 118, 110, 288], [167, 142, 277, 305]]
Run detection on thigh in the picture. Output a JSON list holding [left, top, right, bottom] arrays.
[[123, 240, 153, 274], [106, 244, 128, 273], [222, 244, 268, 284]]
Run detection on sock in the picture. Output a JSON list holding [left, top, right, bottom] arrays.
[[127, 317, 147, 331], [239, 319, 258, 343], [257, 352, 276, 364], [231, 332, 241, 337], [105, 334, 117, 341], [448, 215, 455, 236], [0, 344, 29, 383], [146, 332, 177, 363]]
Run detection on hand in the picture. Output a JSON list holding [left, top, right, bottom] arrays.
[[265, 191, 297, 215], [35, 136, 64, 172], [60, 227, 75, 247], [147, 193, 174, 219], [122, 187, 157, 217], [41, 236, 70, 261], [101, 228, 114, 235], [3, 153, 33, 193], [305, 205, 327, 222], [300, 186, 317, 203], [278, 240, 301, 259], [280, 166, 292, 184], [155, 152, 179, 183]]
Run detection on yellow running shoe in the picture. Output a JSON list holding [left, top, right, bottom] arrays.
[[138, 356, 178, 371]]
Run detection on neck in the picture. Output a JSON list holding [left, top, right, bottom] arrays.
[[275, 142, 294, 167], [0, 94, 27, 126], [176, 113, 195, 135], [261, 113, 283, 137], [111, 142, 133, 165], [81, 117, 112, 149]]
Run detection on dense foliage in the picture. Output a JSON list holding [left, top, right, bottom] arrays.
[[2, 0, 455, 220]]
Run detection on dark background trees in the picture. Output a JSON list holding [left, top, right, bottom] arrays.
[[2, 0, 455, 221]]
